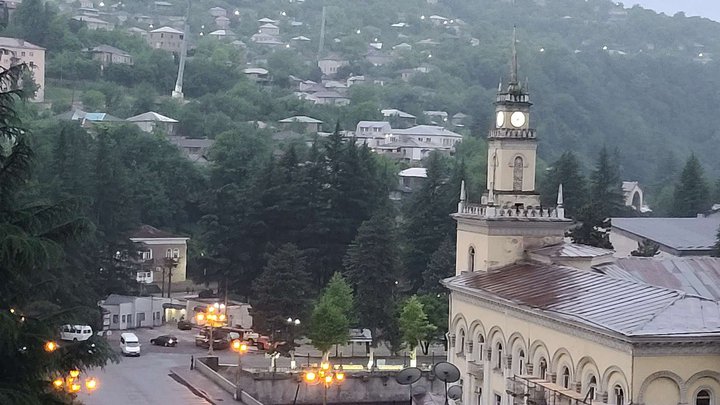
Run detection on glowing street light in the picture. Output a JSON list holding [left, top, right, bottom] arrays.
[[302, 362, 345, 405], [44, 341, 58, 353], [196, 302, 227, 355]]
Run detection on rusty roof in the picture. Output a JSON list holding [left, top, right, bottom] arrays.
[[443, 262, 720, 338], [594, 257, 720, 301], [129, 224, 187, 240]]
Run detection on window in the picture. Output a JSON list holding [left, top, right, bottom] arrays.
[[496, 343, 503, 369], [614, 385, 624, 405], [587, 376, 597, 400], [112, 315, 119, 324], [29, 52, 33, 56], [513, 156, 524, 190], [161, 33, 164, 38], [458, 330, 465, 355], [142, 250, 153, 260], [696, 390, 711, 405], [477, 335, 485, 361], [121, 315, 126, 323], [468, 246, 475, 272], [561, 367, 570, 388], [172, 248, 180, 258], [21, 51, 25, 56], [127, 314, 133, 325], [137, 313, 145, 323], [539, 358, 547, 379], [166, 248, 172, 258], [494, 394, 502, 405], [517, 350, 525, 374]]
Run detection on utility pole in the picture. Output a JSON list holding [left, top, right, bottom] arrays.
[[317, 6, 326, 61], [172, 0, 190, 99]]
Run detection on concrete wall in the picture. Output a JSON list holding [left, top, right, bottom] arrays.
[[103, 297, 168, 330]]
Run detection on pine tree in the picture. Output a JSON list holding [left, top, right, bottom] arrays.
[[251, 244, 313, 337], [541, 151, 586, 217], [307, 274, 352, 359], [421, 236, 456, 294], [672, 154, 710, 217], [322, 272, 354, 321], [403, 152, 454, 291], [344, 205, 400, 346]]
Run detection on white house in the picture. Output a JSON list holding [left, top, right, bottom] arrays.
[[258, 23, 280, 36], [375, 125, 462, 161], [126, 111, 178, 135], [318, 53, 349, 76], [100, 294, 170, 330], [353, 121, 391, 147]]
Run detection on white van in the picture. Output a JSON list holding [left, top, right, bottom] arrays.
[[120, 333, 141, 357], [60, 325, 93, 341]]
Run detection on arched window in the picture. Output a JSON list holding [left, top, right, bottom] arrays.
[[468, 246, 475, 272], [496, 343, 503, 369], [477, 334, 485, 361], [458, 330, 466, 355], [614, 385, 625, 405], [539, 358, 547, 379], [517, 350, 525, 375], [696, 390, 711, 405], [513, 156, 524, 191], [561, 367, 570, 388], [165, 248, 172, 258], [587, 376, 597, 400]]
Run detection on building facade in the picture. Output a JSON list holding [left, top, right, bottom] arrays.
[[0, 37, 45, 101], [443, 32, 720, 405], [129, 225, 189, 287], [147, 26, 184, 53]]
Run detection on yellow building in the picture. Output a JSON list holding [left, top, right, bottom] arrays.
[[443, 31, 720, 405]]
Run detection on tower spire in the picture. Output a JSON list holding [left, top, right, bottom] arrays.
[[510, 26, 518, 85]]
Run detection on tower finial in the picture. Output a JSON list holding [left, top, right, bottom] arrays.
[[458, 180, 467, 213], [510, 26, 518, 85]]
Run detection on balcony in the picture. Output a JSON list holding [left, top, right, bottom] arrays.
[[136, 271, 153, 284], [506, 375, 592, 405], [489, 128, 536, 139]]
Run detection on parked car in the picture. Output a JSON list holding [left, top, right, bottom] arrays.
[[60, 325, 93, 342], [177, 320, 192, 330], [194, 334, 229, 350], [120, 333, 141, 356], [150, 335, 177, 347]]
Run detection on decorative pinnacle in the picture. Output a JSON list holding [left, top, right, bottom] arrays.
[[510, 26, 518, 85], [557, 183, 564, 207], [460, 180, 467, 202]]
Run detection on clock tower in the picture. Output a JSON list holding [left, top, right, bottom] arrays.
[[486, 28, 539, 209]]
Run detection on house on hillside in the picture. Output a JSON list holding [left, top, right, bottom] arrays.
[[313, 90, 350, 105], [167, 136, 214, 165], [129, 225, 189, 288], [215, 16, 230, 29], [0, 37, 45, 102], [381, 108, 416, 128], [318, 53, 348, 76], [424, 110, 448, 124], [147, 26, 184, 53], [353, 121, 391, 147], [209, 6, 227, 17], [126, 111, 178, 135], [208, 29, 235, 40], [243, 67, 269, 82], [57, 109, 123, 127], [365, 49, 393, 66], [278, 115, 323, 133], [251, 32, 283, 46], [89, 45, 133, 66], [375, 125, 462, 161], [72, 15, 114, 30], [258, 23, 280, 36]]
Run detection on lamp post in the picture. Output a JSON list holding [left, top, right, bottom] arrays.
[[51, 369, 99, 395], [231, 339, 249, 400], [302, 361, 345, 405], [196, 302, 226, 355], [286, 317, 301, 369]]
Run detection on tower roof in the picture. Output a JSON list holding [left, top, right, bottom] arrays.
[[502, 27, 526, 97]]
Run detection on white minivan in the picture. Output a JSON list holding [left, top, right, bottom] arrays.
[[60, 325, 93, 341], [120, 332, 141, 357]]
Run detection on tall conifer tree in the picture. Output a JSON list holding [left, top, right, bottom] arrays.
[[672, 154, 710, 217]]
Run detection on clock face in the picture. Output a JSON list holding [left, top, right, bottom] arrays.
[[496, 111, 504, 128], [510, 111, 526, 128]]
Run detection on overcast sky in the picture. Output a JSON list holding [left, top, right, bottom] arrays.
[[631, 1, 720, 21]]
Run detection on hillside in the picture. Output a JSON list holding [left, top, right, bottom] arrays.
[[11, 0, 720, 200]]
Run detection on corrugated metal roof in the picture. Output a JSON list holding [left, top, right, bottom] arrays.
[[531, 243, 613, 259], [443, 262, 720, 337], [612, 217, 720, 254], [594, 257, 720, 301]]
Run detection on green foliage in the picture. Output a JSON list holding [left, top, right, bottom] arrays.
[[416, 293, 449, 350], [672, 154, 710, 217], [80, 89, 105, 111], [307, 278, 351, 355], [344, 205, 400, 346], [398, 295, 435, 351], [251, 244, 313, 337], [321, 273, 354, 322], [421, 236, 455, 294], [631, 239, 660, 257], [540, 151, 587, 218]]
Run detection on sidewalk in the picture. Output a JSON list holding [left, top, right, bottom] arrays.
[[170, 365, 238, 404]]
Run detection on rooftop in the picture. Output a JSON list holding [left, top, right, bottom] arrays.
[[168, 136, 215, 149], [443, 262, 720, 338], [595, 257, 720, 301], [399, 167, 427, 178], [126, 111, 177, 123], [129, 224, 187, 240], [90, 45, 130, 56], [279, 115, 323, 124], [612, 216, 720, 255], [151, 26, 184, 35], [381, 108, 415, 119], [391, 125, 462, 138], [0, 37, 44, 50], [531, 243, 614, 259]]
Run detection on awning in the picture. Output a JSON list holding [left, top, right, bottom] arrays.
[[162, 303, 185, 310]]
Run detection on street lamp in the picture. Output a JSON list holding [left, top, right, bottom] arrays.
[[286, 318, 301, 369], [196, 302, 226, 355], [302, 362, 344, 405], [51, 370, 98, 395], [231, 339, 249, 400]]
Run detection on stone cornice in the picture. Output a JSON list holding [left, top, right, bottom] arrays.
[[454, 216, 571, 236]]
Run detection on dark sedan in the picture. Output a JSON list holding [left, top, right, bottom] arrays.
[[177, 320, 192, 330], [150, 335, 178, 347]]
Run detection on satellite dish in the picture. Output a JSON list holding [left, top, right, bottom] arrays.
[[396, 367, 422, 385], [433, 361, 461, 383], [448, 385, 463, 400]]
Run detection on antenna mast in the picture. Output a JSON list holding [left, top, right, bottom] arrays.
[[317, 6, 326, 60], [172, 0, 190, 99]]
